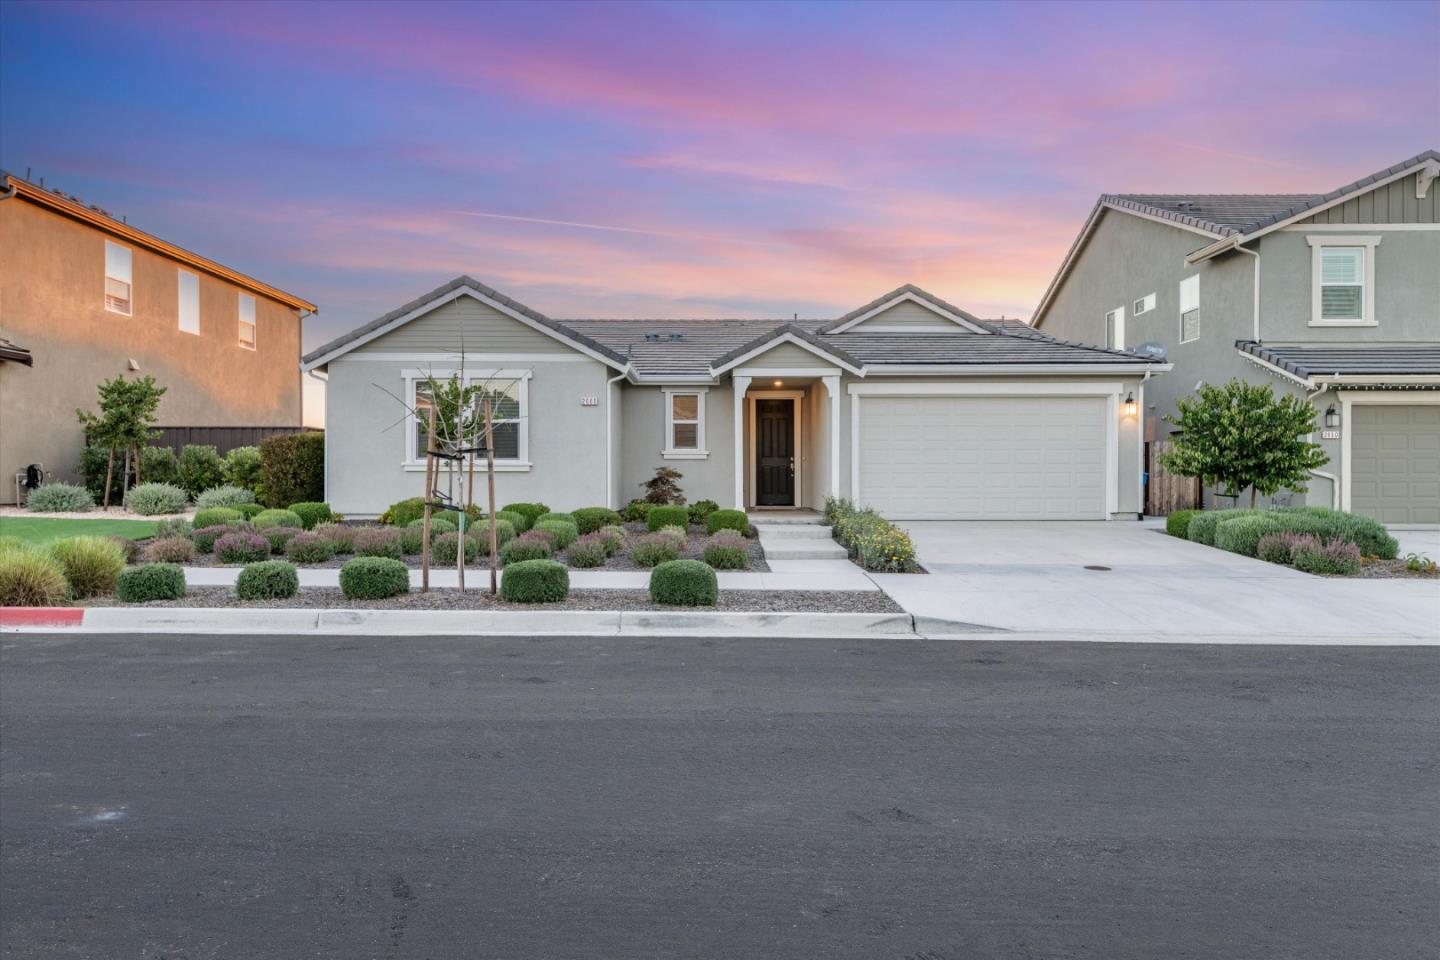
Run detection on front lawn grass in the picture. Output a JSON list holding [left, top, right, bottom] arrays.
[[0, 516, 159, 545]]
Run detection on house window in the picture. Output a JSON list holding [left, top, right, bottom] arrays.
[[104, 241, 132, 314], [663, 389, 707, 457], [406, 370, 528, 468], [238, 294, 256, 349], [1307, 236, 1380, 326], [177, 270, 200, 335], [1104, 307, 1124, 349], [1179, 275, 1200, 343], [1133, 293, 1155, 316]]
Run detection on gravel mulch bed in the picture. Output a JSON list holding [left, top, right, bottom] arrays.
[[1340, 559, 1439, 580], [85, 586, 901, 613]]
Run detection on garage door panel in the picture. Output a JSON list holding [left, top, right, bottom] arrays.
[[1350, 404, 1440, 525], [859, 395, 1108, 520]]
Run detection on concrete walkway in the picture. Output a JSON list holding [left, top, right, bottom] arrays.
[[180, 565, 879, 592]]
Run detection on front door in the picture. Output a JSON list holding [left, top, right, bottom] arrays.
[[756, 398, 795, 506]]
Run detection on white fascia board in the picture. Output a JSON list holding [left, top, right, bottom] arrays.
[[1237, 350, 1316, 389], [732, 366, 844, 378], [708, 332, 863, 376], [827, 290, 991, 334], [859, 363, 1170, 376], [627, 372, 713, 385], [1316, 374, 1440, 386], [847, 380, 1126, 396]]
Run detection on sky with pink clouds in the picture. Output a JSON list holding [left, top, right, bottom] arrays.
[[3, 0, 1437, 347]]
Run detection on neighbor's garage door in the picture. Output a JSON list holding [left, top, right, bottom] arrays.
[[1350, 404, 1440, 524], [858, 395, 1108, 519]]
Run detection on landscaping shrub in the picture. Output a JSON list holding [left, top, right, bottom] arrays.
[[1214, 514, 1283, 557], [596, 525, 627, 557], [1277, 507, 1398, 559], [260, 526, 303, 552], [827, 498, 919, 572], [0, 544, 70, 606], [153, 517, 193, 540], [406, 516, 457, 535], [339, 556, 409, 599], [195, 484, 257, 510], [48, 536, 126, 598], [502, 503, 550, 530], [1165, 509, 1201, 539], [500, 559, 569, 603], [1257, 531, 1316, 565], [632, 533, 679, 568], [191, 524, 238, 554], [639, 466, 684, 506], [139, 445, 180, 486], [1185, 509, 1252, 547], [214, 531, 271, 564], [566, 533, 610, 568], [431, 532, 478, 565], [535, 518, 579, 550], [656, 524, 688, 547], [235, 560, 299, 600], [1292, 539, 1362, 576], [381, 497, 426, 527], [399, 526, 425, 556], [26, 483, 94, 513], [258, 432, 324, 507], [253, 508, 304, 530], [234, 502, 264, 519], [221, 445, 264, 493], [108, 535, 142, 564], [192, 507, 244, 529], [115, 563, 186, 603], [688, 499, 719, 526], [145, 536, 196, 564], [704, 508, 748, 536], [125, 482, 189, 515], [287, 502, 332, 530], [313, 522, 356, 553], [544, 512, 575, 526], [646, 505, 689, 531], [703, 530, 749, 570], [466, 518, 516, 549], [284, 532, 337, 564], [499, 533, 552, 565], [621, 499, 651, 523], [572, 507, 622, 535], [649, 559, 718, 607], [80, 444, 127, 505], [494, 509, 527, 532], [177, 445, 225, 497], [522, 527, 555, 547], [352, 527, 404, 559]]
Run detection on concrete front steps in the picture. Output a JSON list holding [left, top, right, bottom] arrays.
[[750, 512, 849, 560]]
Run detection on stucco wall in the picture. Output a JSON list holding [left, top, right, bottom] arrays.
[[349, 296, 577, 354], [620, 383, 736, 508]]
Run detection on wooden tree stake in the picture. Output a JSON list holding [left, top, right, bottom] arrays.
[[421, 405, 436, 593]]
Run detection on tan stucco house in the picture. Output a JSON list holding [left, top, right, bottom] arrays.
[[303, 278, 1170, 519], [0, 172, 316, 502]]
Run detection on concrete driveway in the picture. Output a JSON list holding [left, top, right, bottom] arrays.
[[873, 521, 1440, 641]]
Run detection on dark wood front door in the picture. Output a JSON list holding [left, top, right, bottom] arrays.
[[756, 399, 795, 506]]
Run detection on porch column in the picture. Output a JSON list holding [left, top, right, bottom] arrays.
[[823, 375, 841, 499], [732, 375, 751, 509]]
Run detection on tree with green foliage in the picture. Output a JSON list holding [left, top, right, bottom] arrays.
[[1158, 379, 1329, 508], [75, 375, 166, 508]]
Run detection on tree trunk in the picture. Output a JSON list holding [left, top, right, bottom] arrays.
[[1250, 486, 1257, 509], [102, 445, 116, 509], [133, 445, 142, 486]]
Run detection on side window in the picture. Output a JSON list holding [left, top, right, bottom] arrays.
[[1104, 307, 1124, 349], [178, 270, 200, 335], [1133, 293, 1156, 315], [238, 294, 256, 349], [1179, 275, 1200, 343], [663, 389, 707, 456], [104, 241, 132, 315]]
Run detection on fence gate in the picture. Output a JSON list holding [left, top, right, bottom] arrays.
[[1146, 440, 1200, 515]]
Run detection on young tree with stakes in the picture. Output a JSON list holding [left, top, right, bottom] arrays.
[[75, 374, 167, 508]]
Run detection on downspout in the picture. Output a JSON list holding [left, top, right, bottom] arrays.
[[1233, 239, 1261, 342], [1137, 369, 1152, 519], [0, 179, 16, 202], [1305, 385, 1340, 509], [603, 365, 631, 507]]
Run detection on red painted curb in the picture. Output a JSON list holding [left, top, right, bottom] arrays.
[[0, 607, 85, 627]]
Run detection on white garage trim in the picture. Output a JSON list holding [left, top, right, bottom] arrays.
[[1337, 390, 1440, 513]]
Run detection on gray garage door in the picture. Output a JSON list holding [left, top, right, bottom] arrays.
[[857, 395, 1108, 519], [1350, 404, 1440, 525]]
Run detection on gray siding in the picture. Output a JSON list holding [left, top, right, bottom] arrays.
[[1296, 171, 1439, 224], [350, 297, 576, 354], [845, 299, 960, 329], [736, 340, 836, 368]]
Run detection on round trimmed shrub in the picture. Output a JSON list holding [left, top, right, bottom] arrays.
[[566, 533, 609, 568], [542, 511, 575, 527], [1165, 509, 1200, 539], [192, 524, 243, 554], [234, 502, 265, 520], [235, 560, 299, 600], [194, 485, 257, 510], [260, 526, 303, 552], [649, 559, 718, 607], [501, 502, 550, 530], [339, 556, 409, 599], [314, 522, 356, 553], [1214, 514, 1283, 557], [125, 482, 189, 516], [1277, 506, 1398, 559], [214, 531, 270, 564], [253, 508, 304, 530], [352, 527, 404, 559], [406, 516, 457, 535], [287, 502, 333, 530], [0, 544, 70, 606], [493, 509, 527, 533], [26, 483, 94, 513], [633, 533, 679, 568], [1293, 539, 1362, 576], [500, 558, 569, 603], [572, 507, 622, 535], [381, 497, 426, 527], [466, 518, 516, 549], [431, 531, 478, 565], [193, 507, 244, 529], [646, 505, 689, 532], [500, 533, 552, 565], [596, 525, 627, 556], [115, 563, 186, 603], [1185, 509, 1251, 547], [48, 536, 127, 599], [704, 508, 748, 536], [145, 536, 196, 564], [688, 499, 719, 525], [284, 532, 337, 564], [703, 530, 750, 570], [535, 518, 579, 550]]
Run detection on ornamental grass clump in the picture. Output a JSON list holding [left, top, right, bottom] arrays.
[[572, 507, 622, 534], [702, 530, 749, 570], [646, 505, 689, 532], [313, 522, 356, 553], [1257, 531, 1317, 565], [252, 508, 304, 530], [287, 502, 332, 530], [124, 482, 189, 516], [192, 507, 244, 530], [649, 559, 718, 607], [109, 535, 142, 565], [566, 532, 610, 568], [191, 524, 238, 554], [48, 536, 127, 598], [145, 536, 196, 564], [500, 559, 569, 603], [339, 556, 409, 599], [1292, 539, 1362, 576], [235, 560, 299, 600], [260, 526, 303, 552], [284, 532, 337, 564], [704, 509, 749, 536], [0, 543, 70, 606], [499, 532, 553, 565], [213, 531, 270, 564], [632, 533, 679, 568], [115, 563, 186, 603], [535, 518, 579, 550], [26, 483, 94, 513], [655, 524, 687, 546], [352, 527, 404, 560], [194, 485, 257, 510]]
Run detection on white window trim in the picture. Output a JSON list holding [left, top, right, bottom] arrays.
[[1307, 235, 1380, 327], [401, 368, 532, 471], [1104, 306, 1125, 350], [104, 240, 132, 316], [177, 269, 200, 336], [1133, 293, 1156, 316], [1178, 275, 1200, 344], [238, 293, 257, 350], [662, 387, 708, 459]]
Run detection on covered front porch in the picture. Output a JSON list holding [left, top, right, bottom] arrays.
[[728, 371, 843, 511]]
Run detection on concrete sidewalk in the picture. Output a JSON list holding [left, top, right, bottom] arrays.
[[179, 565, 879, 592]]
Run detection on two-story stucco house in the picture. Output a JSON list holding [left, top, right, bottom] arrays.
[[1031, 150, 1440, 524], [303, 279, 1170, 520], [0, 172, 315, 502]]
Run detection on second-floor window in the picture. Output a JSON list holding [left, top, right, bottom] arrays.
[[1307, 235, 1379, 327], [178, 270, 200, 335], [1179, 275, 1200, 343], [238, 294, 256, 349], [104, 241, 132, 315], [1104, 307, 1124, 350]]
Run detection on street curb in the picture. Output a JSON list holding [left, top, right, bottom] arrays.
[[0, 607, 85, 627]]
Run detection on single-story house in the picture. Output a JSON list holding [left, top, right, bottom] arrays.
[[301, 278, 1171, 519]]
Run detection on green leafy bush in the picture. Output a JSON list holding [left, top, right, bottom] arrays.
[[284, 532, 337, 564], [190, 524, 237, 554], [352, 527, 404, 559], [827, 498, 919, 572], [535, 518, 579, 550], [80, 444, 127, 504], [647, 505, 689, 531], [621, 499, 651, 523], [192, 507, 244, 529], [139, 446, 180, 486], [259, 526, 303, 552], [253, 509, 304, 530], [1257, 531, 1316, 565], [259, 432, 324, 508], [572, 507, 622, 534], [1292, 539, 1362, 576], [633, 533, 679, 568], [566, 533, 609, 568], [1185, 509, 1252, 547], [502, 503, 550, 530], [406, 516, 457, 535], [339, 556, 409, 599], [493, 509, 527, 532], [703, 530, 749, 569], [234, 502, 264, 519], [688, 499, 719, 525], [381, 497, 426, 527], [214, 531, 270, 564], [177, 445, 225, 497], [314, 522, 356, 553], [0, 543, 70, 606], [26, 483, 94, 513], [125, 482, 189, 515], [704, 509, 748, 536], [153, 517, 193, 540], [596, 525, 626, 556], [1277, 507, 1398, 559], [499, 533, 552, 565], [222, 445, 264, 493], [145, 536, 196, 564], [649, 559, 718, 606], [543, 512, 575, 526], [195, 485, 258, 509], [287, 502, 332, 530], [48, 536, 126, 598], [466, 518, 516, 550], [115, 563, 186, 603], [235, 560, 299, 600], [398, 526, 425, 556], [431, 531, 478, 565], [500, 559, 569, 603], [1214, 514, 1283, 557], [1165, 509, 1201, 539]]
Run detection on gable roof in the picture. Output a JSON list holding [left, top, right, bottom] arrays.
[[708, 323, 865, 375], [1237, 341, 1440, 386], [820, 283, 994, 334], [1102, 194, 1319, 236]]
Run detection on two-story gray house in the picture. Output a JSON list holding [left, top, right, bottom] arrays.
[[1031, 149, 1440, 525]]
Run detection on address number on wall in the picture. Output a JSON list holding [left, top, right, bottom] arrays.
[[580, 396, 599, 407], [1321, 430, 1340, 440]]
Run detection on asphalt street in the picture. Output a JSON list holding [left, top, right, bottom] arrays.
[[1, 632, 1436, 959]]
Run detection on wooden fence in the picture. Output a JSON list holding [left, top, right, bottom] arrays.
[[147, 426, 317, 457], [1146, 440, 1200, 515]]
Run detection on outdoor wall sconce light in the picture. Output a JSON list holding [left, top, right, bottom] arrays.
[[773, 379, 784, 387], [1325, 404, 1340, 428], [1123, 392, 1137, 417]]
